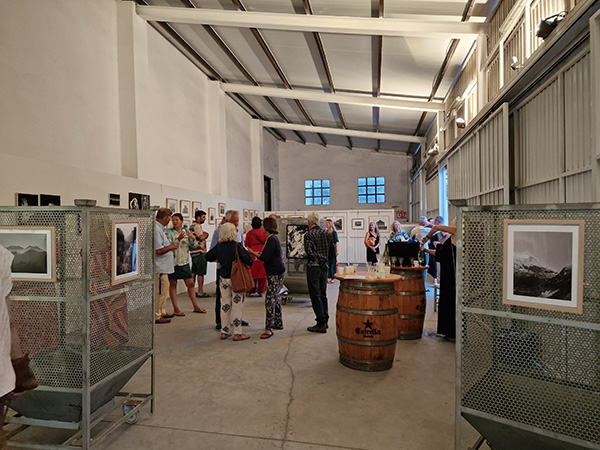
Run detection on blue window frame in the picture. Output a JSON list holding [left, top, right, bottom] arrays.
[[358, 177, 385, 204], [305, 179, 331, 206]]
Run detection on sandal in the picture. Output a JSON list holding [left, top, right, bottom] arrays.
[[193, 308, 207, 314], [260, 330, 274, 339], [220, 333, 230, 340], [195, 293, 211, 298], [233, 334, 250, 341], [173, 311, 185, 317]]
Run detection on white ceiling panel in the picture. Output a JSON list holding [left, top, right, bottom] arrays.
[[379, 108, 426, 135], [319, 33, 373, 92], [309, 0, 373, 18]]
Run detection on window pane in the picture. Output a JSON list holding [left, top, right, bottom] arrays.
[[358, 178, 366, 186], [367, 177, 375, 185], [358, 186, 366, 195], [305, 189, 313, 197], [313, 180, 321, 188], [377, 186, 385, 194], [376, 177, 385, 185], [367, 186, 376, 195], [305, 180, 312, 188], [323, 197, 330, 205], [305, 198, 313, 206], [358, 196, 366, 204], [315, 189, 322, 197], [314, 197, 322, 205], [367, 195, 376, 203], [322, 179, 330, 188], [322, 188, 330, 196], [377, 195, 385, 203]]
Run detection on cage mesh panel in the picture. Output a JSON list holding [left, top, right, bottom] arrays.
[[3, 207, 153, 389], [460, 208, 600, 445]]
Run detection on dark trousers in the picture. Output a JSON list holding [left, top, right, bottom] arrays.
[[307, 264, 328, 326], [215, 268, 221, 325]]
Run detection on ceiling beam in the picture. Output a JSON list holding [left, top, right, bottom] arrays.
[[136, 5, 487, 38], [260, 121, 426, 144], [220, 83, 444, 112]]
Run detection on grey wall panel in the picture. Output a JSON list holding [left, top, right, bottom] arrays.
[[516, 180, 560, 203], [565, 172, 594, 202]]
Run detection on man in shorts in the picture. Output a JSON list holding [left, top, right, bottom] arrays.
[[191, 210, 210, 298]]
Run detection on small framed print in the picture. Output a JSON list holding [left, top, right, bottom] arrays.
[[368, 215, 389, 232], [351, 218, 364, 230], [503, 219, 584, 314], [0, 227, 56, 282], [207, 208, 216, 225], [109, 193, 120, 206], [180, 200, 191, 218], [166, 198, 177, 213], [218, 203, 226, 217], [40, 194, 61, 206], [112, 220, 140, 285], [324, 217, 344, 234], [192, 201, 203, 217], [16, 193, 38, 207]]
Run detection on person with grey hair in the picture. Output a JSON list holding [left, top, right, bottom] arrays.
[[205, 223, 253, 341], [303, 211, 334, 333]]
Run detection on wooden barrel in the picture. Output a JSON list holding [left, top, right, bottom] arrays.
[[391, 267, 427, 340], [336, 279, 398, 371]]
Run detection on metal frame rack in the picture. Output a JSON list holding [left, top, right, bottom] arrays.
[[2, 206, 155, 449]]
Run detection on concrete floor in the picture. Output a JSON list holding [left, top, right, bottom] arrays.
[[7, 277, 487, 449], [94, 278, 485, 450]]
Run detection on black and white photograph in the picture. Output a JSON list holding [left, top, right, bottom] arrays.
[[503, 220, 584, 314], [40, 194, 61, 206], [368, 216, 389, 232], [128, 192, 143, 210], [180, 200, 191, 218], [193, 201, 202, 216], [140, 194, 150, 210], [325, 216, 344, 234], [112, 220, 140, 285], [109, 193, 120, 206], [0, 227, 56, 281], [218, 202, 226, 217], [351, 218, 364, 230], [286, 224, 309, 259], [166, 198, 177, 214], [207, 207, 216, 225], [16, 193, 38, 207]]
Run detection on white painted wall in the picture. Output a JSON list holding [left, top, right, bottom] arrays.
[[277, 141, 411, 212], [262, 130, 279, 210]]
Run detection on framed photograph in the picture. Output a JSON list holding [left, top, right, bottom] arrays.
[[324, 217, 344, 234], [166, 198, 178, 213], [128, 192, 142, 210], [243, 209, 249, 221], [16, 193, 38, 207], [218, 203, 226, 217], [192, 201, 203, 217], [368, 215, 389, 232], [140, 194, 150, 210], [351, 218, 364, 230], [109, 193, 120, 206], [207, 207, 216, 225], [180, 200, 191, 218], [286, 224, 309, 259], [0, 227, 56, 281], [503, 220, 584, 314], [111, 220, 140, 285], [40, 194, 61, 206]]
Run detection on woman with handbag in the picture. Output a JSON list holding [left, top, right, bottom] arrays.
[[205, 223, 253, 341], [247, 217, 286, 339], [244, 216, 267, 296]]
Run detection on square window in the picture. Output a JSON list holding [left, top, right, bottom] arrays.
[[305, 198, 313, 206], [358, 178, 366, 186], [323, 197, 330, 205], [376, 195, 385, 203], [305, 180, 313, 188], [314, 189, 322, 197], [367, 195, 376, 203], [313, 180, 321, 188], [367, 186, 376, 195], [358, 187, 366, 195], [376, 177, 385, 185], [358, 196, 366, 204], [367, 177, 375, 185], [305, 189, 313, 197], [314, 197, 322, 205], [323, 188, 330, 196], [377, 186, 385, 194], [322, 180, 330, 188]]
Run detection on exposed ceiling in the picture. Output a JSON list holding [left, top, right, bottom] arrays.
[[134, 0, 496, 153]]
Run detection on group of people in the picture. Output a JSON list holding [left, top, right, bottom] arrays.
[[154, 208, 286, 341]]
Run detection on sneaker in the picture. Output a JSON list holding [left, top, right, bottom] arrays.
[[155, 317, 171, 324], [307, 325, 327, 333]]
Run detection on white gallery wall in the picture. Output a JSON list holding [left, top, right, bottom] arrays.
[[276, 141, 411, 212]]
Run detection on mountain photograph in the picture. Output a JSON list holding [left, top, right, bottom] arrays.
[[0, 230, 50, 276]]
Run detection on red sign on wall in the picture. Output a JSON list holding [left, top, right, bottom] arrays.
[[395, 210, 407, 220]]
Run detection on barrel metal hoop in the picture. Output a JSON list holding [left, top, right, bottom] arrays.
[[390, 272, 423, 280], [395, 290, 426, 296], [336, 334, 398, 346], [339, 354, 394, 365], [340, 287, 395, 296], [337, 304, 398, 316], [399, 314, 424, 319]]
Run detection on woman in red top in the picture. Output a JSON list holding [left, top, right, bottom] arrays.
[[245, 216, 267, 296]]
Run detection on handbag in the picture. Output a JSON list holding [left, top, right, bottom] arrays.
[[231, 243, 254, 293]]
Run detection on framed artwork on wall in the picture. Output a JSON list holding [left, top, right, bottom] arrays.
[[243, 209, 249, 221], [109, 193, 120, 206], [207, 207, 216, 225], [218, 203, 226, 217], [180, 200, 191, 218], [324, 217, 344, 234], [192, 201, 202, 217], [0, 227, 56, 282], [166, 198, 177, 213], [368, 216, 389, 232], [40, 194, 61, 206], [111, 220, 140, 285], [502, 219, 584, 314], [16, 193, 38, 206], [286, 224, 309, 259], [351, 218, 364, 230]]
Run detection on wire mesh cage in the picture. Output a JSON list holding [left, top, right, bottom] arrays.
[[457, 204, 600, 450], [3, 206, 154, 445]]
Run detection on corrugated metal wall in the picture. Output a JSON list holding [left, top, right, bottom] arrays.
[[426, 173, 440, 218], [504, 15, 527, 85], [512, 50, 592, 204], [410, 173, 422, 220]]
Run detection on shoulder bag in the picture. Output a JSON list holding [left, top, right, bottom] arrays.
[[231, 243, 254, 293]]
